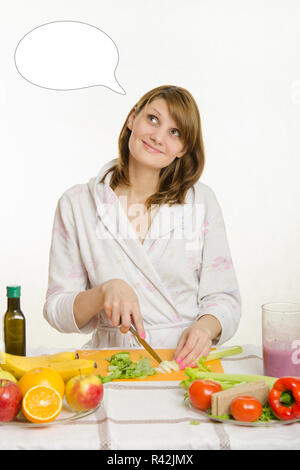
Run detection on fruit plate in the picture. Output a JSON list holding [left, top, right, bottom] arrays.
[[0, 400, 101, 427], [190, 403, 300, 427]]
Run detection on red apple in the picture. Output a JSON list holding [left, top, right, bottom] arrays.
[[65, 374, 103, 411], [0, 379, 22, 422]]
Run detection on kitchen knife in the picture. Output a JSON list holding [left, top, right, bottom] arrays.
[[129, 325, 163, 364]]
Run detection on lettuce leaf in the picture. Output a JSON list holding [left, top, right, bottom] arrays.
[[98, 351, 157, 383]]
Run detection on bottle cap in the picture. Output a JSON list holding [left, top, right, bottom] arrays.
[[6, 285, 21, 298]]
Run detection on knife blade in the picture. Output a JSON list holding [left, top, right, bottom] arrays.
[[129, 325, 163, 364]]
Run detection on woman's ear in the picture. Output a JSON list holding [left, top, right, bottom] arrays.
[[176, 147, 187, 159], [127, 106, 137, 131]]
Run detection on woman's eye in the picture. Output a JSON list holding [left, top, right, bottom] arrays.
[[148, 114, 158, 123], [147, 114, 180, 137], [171, 129, 180, 137]]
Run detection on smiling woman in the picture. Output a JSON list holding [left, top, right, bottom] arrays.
[[43, 84, 241, 368], [102, 85, 205, 209]]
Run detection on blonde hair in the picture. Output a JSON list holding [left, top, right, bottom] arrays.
[[100, 85, 205, 209]]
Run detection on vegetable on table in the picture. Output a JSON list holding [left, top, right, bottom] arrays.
[[259, 404, 280, 422], [269, 376, 300, 421], [208, 403, 279, 423], [98, 345, 243, 383], [181, 363, 282, 423], [98, 352, 157, 383], [180, 349, 298, 424], [179, 346, 243, 379], [188, 379, 222, 411], [155, 360, 179, 373], [202, 346, 243, 362], [180, 370, 278, 391], [230, 396, 263, 422], [210, 380, 269, 417]]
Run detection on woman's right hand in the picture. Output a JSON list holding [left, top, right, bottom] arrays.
[[100, 279, 145, 338]]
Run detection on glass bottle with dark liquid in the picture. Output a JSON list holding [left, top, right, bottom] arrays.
[[4, 285, 26, 356]]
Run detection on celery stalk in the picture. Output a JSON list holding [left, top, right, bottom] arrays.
[[180, 370, 277, 390], [204, 346, 243, 362]]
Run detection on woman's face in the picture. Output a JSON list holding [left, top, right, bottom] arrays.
[[127, 98, 186, 170]]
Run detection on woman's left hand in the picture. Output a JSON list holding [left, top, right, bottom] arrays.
[[173, 324, 212, 369]]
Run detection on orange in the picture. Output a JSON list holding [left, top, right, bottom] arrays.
[[18, 367, 65, 398], [22, 385, 63, 423]]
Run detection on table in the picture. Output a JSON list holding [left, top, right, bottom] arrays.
[[1, 344, 300, 450]]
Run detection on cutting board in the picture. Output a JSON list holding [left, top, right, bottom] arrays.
[[76, 348, 224, 382]]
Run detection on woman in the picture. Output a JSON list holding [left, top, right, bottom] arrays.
[[43, 85, 241, 368]]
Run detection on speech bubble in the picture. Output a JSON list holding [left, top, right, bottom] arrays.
[[14, 20, 125, 94]]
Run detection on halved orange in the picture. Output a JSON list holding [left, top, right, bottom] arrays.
[[22, 385, 63, 423]]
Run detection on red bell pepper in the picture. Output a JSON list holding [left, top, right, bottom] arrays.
[[269, 377, 300, 420]]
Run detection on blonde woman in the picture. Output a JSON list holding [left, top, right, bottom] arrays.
[[44, 85, 241, 368]]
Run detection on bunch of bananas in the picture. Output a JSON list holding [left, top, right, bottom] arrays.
[[0, 350, 97, 381]]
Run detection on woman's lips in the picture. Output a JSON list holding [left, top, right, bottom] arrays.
[[142, 140, 162, 153]]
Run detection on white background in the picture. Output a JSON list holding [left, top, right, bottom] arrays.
[[0, 0, 299, 352]]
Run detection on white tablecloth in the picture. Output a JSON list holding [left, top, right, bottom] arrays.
[[1, 344, 300, 450]]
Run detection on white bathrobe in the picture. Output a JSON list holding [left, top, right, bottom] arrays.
[[43, 158, 241, 349]]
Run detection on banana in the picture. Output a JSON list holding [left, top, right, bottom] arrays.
[[0, 370, 18, 383], [39, 351, 79, 362], [0, 351, 96, 380], [1, 358, 42, 378], [0, 350, 80, 379], [45, 359, 97, 382], [0, 350, 77, 364]]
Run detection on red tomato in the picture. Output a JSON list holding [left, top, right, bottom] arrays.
[[188, 379, 222, 410], [230, 396, 263, 422]]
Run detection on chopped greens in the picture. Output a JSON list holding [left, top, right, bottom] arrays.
[[98, 351, 157, 383], [155, 360, 180, 373], [259, 404, 280, 422], [209, 414, 231, 420], [195, 357, 212, 372], [179, 360, 213, 390]]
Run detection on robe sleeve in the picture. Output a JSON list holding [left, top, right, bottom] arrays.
[[197, 185, 241, 345], [43, 192, 96, 334]]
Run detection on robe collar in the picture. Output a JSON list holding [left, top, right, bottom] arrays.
[[91, 158, 193, 243]]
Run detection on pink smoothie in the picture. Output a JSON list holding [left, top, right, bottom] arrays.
[[263, 345, 300, 377]]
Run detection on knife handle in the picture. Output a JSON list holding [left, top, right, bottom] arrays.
[[129, 325, 163, 364]]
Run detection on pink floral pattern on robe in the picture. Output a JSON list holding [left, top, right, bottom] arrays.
[[212, 256, 232, 271]]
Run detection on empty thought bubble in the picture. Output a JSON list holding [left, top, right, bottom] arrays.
[[14, 20, 125, 94]]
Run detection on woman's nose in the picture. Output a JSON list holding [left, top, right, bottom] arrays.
[[149, 129, 164, 146]]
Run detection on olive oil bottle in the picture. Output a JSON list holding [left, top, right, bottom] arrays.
[[4, 285, 26, 356]]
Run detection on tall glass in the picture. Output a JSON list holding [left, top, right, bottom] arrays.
[[262, 303, 300, 377]]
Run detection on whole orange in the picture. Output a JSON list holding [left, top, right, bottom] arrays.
[[18, 367, 65, 398]]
